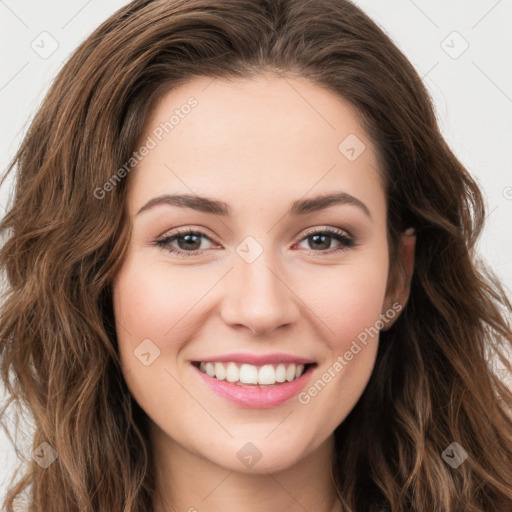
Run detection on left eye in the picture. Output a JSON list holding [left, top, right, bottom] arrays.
[[155, 230, 214, 255], [295, 229, 355, 252], [153, 227, 355, 256]]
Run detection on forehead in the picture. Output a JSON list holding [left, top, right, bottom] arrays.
[[127, 74, 385, 219]]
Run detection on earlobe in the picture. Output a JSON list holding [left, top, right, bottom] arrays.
[[381, 228, 416, 330], [401, 227, 416, 288]]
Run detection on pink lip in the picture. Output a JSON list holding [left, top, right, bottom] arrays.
[[192, 352, 316, 365], [192, 363, 316, 409]]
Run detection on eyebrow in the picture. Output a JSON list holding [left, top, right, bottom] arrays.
[[136, 192, 371, 219]]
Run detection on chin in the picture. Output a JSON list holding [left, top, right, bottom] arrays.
[[198, 435, 320, 475]]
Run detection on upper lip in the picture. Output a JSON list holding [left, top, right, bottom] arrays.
[[192, 352, 316, 365]]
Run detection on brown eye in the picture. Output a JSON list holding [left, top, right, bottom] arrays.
[[296, 228, 355, 254], [155, 229, 214, 256]]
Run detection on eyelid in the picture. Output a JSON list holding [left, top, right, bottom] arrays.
[[156, 225, 352, 243], [153, 225, 356, 256], [297, 225, 353, 240], [156, 225, 219, 244], [293, 226, 356, 254]]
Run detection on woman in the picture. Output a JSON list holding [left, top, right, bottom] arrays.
[[1, 0, 511, 511]]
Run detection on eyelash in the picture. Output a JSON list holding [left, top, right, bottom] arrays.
[[152, 226, 356, 257]]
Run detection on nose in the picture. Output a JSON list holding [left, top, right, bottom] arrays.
[[220, 254, 300, 336]]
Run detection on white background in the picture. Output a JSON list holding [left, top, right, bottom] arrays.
[[1, 0, 511, 505]]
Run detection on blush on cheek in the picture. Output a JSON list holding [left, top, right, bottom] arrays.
[[113, 259, 217, 358], [300, 269, 388, 354], [113, 282, 167, 344]]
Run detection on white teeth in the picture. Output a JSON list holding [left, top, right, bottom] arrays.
[[196, 361, 309, 385], [239, 364, 258, 384], [275, 364, 286, 383], [214, 362, 226, 381], [205, 362, 215, 377], [225, 362, 239, 383], [285, 364, 296, 382], [258, 364, 276, 385]]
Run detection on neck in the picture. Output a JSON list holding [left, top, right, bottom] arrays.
[[150, 423, 341, 512]]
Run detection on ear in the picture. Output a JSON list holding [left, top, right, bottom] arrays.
[[381, 228, 416, 330]]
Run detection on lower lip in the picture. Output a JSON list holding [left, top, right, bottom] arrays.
[[192, 364, 315, 408]]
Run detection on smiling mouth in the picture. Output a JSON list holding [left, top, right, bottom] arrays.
[[192, 361, 316, 386]]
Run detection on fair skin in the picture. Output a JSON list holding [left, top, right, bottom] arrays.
[[112, 73, 415, 512]]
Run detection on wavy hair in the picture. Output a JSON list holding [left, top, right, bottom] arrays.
[[1, 0, 511, 510]]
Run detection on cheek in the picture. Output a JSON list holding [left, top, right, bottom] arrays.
[[289, 256, 388, 423], [112, 254, 212, 348], [111, 255, 207, 412], [113, 246, 390, 364], [292, 267, 387, 438], [296, 259, 389, 352]]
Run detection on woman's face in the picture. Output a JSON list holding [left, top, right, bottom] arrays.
[[112, 74, 410, 474]]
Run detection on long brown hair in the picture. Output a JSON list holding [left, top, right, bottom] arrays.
[[1, 1, 511, 510]]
